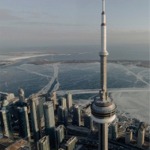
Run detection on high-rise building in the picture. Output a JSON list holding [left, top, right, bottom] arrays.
[[137, 122, 146, 148], [0, 108, 12, 138], [18, 88, 25, 105], [57, 106, 68, 125], [43, 101, 55, 128], [38, 136, 50, 150], [66, 93, 73, 111], [17, 107, 31, 140], [84, 113, 93, 130], [125, 128, 132, 144], [65, 136, 77, 150], [50, 91, 57, 110], [109, 123, 118, 140], [36, 96, 45, 131], [1, 99, 9, 109], [91, 0, 116, 150], [0, 92, 15, 101], [58, 106, 64, 123], [43, 101, 56, 148], [55, 125, 65, 149], [72, 105, 81, 126], [29, 97, 40, 142], [59, 97, 67, 109]]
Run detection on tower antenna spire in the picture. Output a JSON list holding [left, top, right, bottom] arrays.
[[102, 0, 105, 12], [100, 0, 108, 101]]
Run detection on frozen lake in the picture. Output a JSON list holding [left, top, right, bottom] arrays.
[[0, 52, 149, 123]]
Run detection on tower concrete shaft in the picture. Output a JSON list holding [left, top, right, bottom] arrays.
[[99, 124, 108, 150]]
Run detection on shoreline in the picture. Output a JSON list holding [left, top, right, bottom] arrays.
[[28, 59, 150, 68]]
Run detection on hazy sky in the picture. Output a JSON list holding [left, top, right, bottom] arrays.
[[0, 0, 149, 52]]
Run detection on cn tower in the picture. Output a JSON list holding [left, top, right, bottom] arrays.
[[91, 0, 116, 150]]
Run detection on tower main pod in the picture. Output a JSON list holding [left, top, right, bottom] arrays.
[[91, 0, 116, 150]]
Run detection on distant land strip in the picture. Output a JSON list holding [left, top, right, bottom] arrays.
[[28, 60, 150, 68]]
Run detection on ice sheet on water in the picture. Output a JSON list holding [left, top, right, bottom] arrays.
[[111, 90, 150, 124], [0, 58, 149, 123]]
